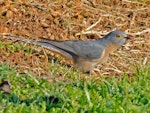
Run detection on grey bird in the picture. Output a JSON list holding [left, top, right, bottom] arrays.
[[0, 30, 131, 73]]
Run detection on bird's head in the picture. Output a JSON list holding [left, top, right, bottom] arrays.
[[106, 30, 132, 46]]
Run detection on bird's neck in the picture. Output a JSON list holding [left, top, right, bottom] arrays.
[[97, 37, 119, 52], [97, 37, 110, 47]]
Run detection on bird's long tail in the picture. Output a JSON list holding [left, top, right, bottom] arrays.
[[0, 35, 73, 59]]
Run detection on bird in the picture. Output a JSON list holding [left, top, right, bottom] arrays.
[[0, 30, 132, 74]]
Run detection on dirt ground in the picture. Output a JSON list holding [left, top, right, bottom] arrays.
[[0, 0, 149, 77]]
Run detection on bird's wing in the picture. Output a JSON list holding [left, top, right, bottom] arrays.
[[41, 38, 104, 60]]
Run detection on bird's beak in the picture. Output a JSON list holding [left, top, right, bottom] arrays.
[[125, 34, 134, 49], [125, 34, 133, 40]]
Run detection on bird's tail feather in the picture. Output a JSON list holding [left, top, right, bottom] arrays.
[[0, 35, 73, 59]]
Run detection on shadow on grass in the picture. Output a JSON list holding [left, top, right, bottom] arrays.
[[2, 93, 61, 111]]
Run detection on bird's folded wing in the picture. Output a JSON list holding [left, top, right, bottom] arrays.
[[41, 38, 104, 60]]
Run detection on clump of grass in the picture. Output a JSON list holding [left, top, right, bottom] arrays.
[[0, 41, 33, 54], [0, 63, 149, 112]]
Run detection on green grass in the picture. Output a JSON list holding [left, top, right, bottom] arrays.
[[0, 63, 149, 113], [0, 42, 33, 56], [0, 41, 35, 55]]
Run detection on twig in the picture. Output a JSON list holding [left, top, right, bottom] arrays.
[[0, 33, 11, 36], [125, 28, 150, 36], [76, 30, 107, 37], [122, 0, 146, 5], [105, 67, 122, 73], [85, 18, 102, 31]]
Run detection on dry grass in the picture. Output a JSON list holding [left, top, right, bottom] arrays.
[[0, 0, 149, 77]]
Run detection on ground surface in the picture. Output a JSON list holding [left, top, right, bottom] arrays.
[[0, 0, 150, 77], [0, 0, 150, 112]]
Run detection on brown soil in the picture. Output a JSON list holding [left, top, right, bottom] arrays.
[[0, 0, 149, 77]]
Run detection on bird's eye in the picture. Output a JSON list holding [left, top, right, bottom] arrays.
[[116, 34, 122, 38]]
